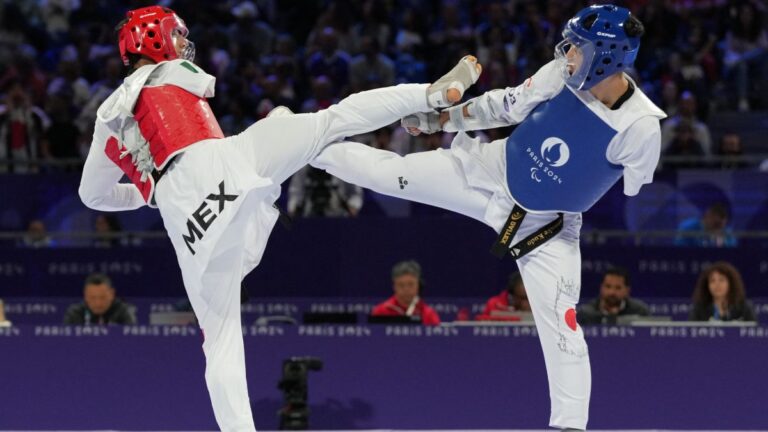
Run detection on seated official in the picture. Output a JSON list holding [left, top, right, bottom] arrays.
[[371, 260, 440, 325], [689, 261, 756, 322], [477, 272, 531, 321], [64, 273, 136, 325], [675, 203, 737, 247], [578, 267, 649, 325]]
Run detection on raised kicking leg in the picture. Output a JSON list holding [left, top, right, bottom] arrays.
[[311, 141, 492, 224]]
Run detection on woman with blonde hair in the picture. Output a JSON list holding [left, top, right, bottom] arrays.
[[690, 261, 756, 322]]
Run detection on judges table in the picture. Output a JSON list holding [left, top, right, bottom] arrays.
[[1, 323, 766, 431]]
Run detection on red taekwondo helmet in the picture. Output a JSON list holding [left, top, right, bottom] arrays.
[[117, 5, 195, 66]]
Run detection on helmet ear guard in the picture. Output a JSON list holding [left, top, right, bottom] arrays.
[[555, 4, 641, 90]]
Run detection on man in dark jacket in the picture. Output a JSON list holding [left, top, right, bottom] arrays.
[[578, 267, 649, 325], [64, 273, 136, 325]]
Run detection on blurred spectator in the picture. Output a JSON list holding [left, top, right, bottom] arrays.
[[676, 202, 737, 247], [716, 132, 748, 170], [661, 91, 712, 157], [689, 261, 756, 322], [301, 75, 338, 113], [94, 214, 121, 248], [721, 2, 768, 112], [371, 260, 440, 325], [394, 48, 428, 85], [0, 82, 49, 173], [64, 273, 136, 325], [349, 0, 391, 53], [428, 3, 474, 67], [76, 57, 123, 132], [394, 8, 423, 52], [306, 27, 350, 94], [220, 97, 256, 136], [663, 120, 705, 169], [288, 166, 362, 218], [40, 0, 75, 38], [41, 95, 80, 165], [263, 33, 301, 85], [674, 47, 710, 118], [93, 214, 140, 248], [578, 267, 649, 325], [46, 60, 90, 109], [0, 298, 10, 327], [478, 42, 518, 92], [227, 1, 274, 60], [255, 74, 296, 118], [660, 81, 680, 117], [477, 271, 530, 321], [0, 53, 49, 106], [475, 2, 518, 66], [20, 219, 52, 248], [349, 36, 395, 92], [516, 1, 555, 77]]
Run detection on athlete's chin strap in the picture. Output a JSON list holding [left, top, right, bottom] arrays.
[[491, 204, 564, 260]]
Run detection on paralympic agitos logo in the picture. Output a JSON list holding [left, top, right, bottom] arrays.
[[526, 137, 570, 184]]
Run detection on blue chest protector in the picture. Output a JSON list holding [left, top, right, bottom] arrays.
[[505, 88, 622, 213]]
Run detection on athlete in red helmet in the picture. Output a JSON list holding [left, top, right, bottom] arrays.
[[79, 6, 481, 431]]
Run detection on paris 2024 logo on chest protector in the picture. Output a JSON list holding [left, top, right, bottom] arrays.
[[528, 137, 570, 183]]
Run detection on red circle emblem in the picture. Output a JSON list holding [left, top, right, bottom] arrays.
[[564, 308, 578, 331]]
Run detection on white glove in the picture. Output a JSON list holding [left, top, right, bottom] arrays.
[[401, 111, 442, 135]]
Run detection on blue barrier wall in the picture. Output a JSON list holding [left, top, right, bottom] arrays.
[[1, 324, 767, 430]]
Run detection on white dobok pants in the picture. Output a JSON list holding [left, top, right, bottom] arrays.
[[153, 84, 431, 432], [312, 133, 592, 430]]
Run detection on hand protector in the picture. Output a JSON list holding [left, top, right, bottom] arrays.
[[426, 55, 481, 108], [401, 111, 442, 135]]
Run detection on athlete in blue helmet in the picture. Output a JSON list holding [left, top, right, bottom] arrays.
[[306, 4, 664, 430]]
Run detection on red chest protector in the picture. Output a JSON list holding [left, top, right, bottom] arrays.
[[134, 85, 224, 168], [103, 84, 224, 205]]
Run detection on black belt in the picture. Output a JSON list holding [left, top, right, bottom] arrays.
[[151, 155, 178, 185], [149, 156, 179, 207], [490, 204, 564, 260]]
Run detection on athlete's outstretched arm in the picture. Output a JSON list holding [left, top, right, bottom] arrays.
[[405, 59, 564, 134], [79, 121, 147, 211]]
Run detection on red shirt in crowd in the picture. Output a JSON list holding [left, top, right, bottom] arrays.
[[476, 290, 526, 321], [482, 290, 512, 315], [371, 296, 441, 326]]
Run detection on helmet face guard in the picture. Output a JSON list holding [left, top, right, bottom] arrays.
[[554, 27, 597, 91], [554, 4, 640, 91], [171, 25, 196, 62]]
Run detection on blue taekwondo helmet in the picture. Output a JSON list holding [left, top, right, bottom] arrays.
[[554, 4, 641, 91]]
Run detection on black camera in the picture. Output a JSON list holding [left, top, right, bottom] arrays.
[[277, 356, 323, 430]]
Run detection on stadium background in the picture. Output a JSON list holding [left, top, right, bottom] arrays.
[[1, 0, 767, 430]]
